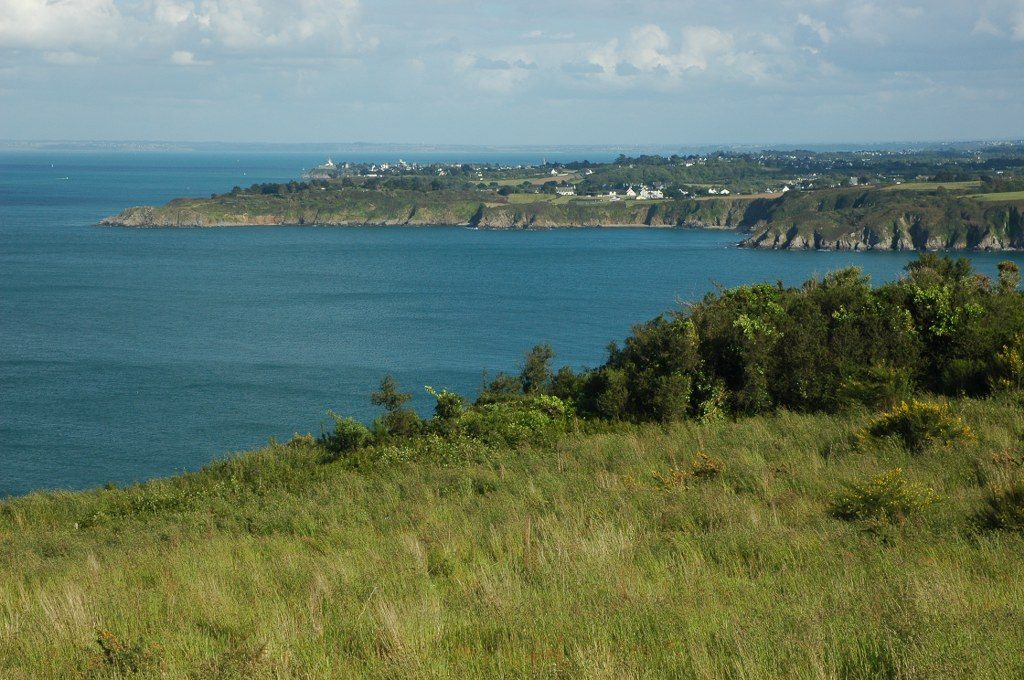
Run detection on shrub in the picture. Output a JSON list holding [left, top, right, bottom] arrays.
[[837, 364, 915, 409], [990, 333, 1024, 391], [830, 468, 939, 524], [87, 629, 160, 675], [866, 400, 973, 453], [323, 412, 372, 456], [371, 375, 422, 437], [690, 452, 724, 478], [459, 395, 570, 447], [975, 480, 1024, 532], [426, 386, 465, 422]]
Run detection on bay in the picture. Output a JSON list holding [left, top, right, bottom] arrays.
[[2, 151, 1021, 496]]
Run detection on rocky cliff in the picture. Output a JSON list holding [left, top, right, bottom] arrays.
[[100, 187, 756, 230], [740, 189, 1024, 251]]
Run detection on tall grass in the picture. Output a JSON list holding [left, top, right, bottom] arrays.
[[1, 395, 1022, 677]]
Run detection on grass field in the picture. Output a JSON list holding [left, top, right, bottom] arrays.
[[881, 181, 981, 192], [2, 394, 1023, 677], [970, 190, 1024, 202]]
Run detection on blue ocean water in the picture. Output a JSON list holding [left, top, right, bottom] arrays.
[[1, 151, 1021, 497]]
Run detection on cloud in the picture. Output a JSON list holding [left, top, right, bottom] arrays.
[[153, 0, 193, 26], [562, 61, 603, 74], [585, 24, 768, 85], [972, 15, 1002, 37], [170, 49, 209, 65], [615, 61, 642, 76], [0, 0, 122, 50], [42, 50, 97, 65], [842, 3, 924, 44], [474, 56, 511, 70], [522, 29, 574, 40], [797, 13, 831, 43], [193, 0, 366, 51]]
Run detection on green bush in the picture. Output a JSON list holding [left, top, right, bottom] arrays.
[[830, 468, 939, 524], [865, 400, 973, 453], [976, 480, 1024, 532], [323, 412, 372, 456], [991, 333, 1024, 391], [837, 364, 915, 409], [459, 395, 571, 447]]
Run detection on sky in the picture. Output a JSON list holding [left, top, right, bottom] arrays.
[[0, 0, 1022, 146]]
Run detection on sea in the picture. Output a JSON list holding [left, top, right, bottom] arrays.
[[2, 150, 1021, 497]]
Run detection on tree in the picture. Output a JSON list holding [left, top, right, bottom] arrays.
[[371, 375, 420, 437], [520, 344, 555, 394], [371, 375, 411, 411]]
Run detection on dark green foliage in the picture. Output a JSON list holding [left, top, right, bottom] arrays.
[[371, 375, 421, 438], [560, 256, 1022, 423], [520, 344, 555, 394], [323, 412, 372, 456]]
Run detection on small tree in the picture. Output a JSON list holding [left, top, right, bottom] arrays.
[[520, 344, 555, 394], [371, 375, 420, 437], [372, 375, 411, 411]]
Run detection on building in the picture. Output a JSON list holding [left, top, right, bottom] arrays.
[[555, 186, 576, 196], [637, 186, 664, 200], [625, 186, 637, 198]]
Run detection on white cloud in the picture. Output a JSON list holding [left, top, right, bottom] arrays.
[[586, 24, 769, 85], [972, 15, 1002, 37], [170, 49, 208, 65], [194, 0, 367, 51], [842, 3, 924, 44], [0, 0, 122, 50], [153, 0, 193, 25], [797, 13, 831, 43]]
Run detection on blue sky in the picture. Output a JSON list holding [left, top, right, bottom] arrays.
[[0, 0, 1022, 145]]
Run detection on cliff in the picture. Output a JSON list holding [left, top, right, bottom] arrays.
[[740, 188, 1024, 251], [99, 186, 755, 230]]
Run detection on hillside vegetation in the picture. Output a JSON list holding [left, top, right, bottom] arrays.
[[101, 181, 1024, 252], [2, 256, 1022, 677], [100, 186, 755, 230], [741, 188, 1024, 251]]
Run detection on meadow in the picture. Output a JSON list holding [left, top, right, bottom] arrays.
[[1, 394, 1022, 678]]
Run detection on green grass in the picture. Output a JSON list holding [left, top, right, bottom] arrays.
[[971, 190, 1024, 202], [2, 395, 1023, 677], [882, 181, 981, 192]]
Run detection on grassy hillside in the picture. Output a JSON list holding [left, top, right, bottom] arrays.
[[100, 185, 755, 230], [742, 188, 1024, 251], [2, 396, 1023, 677]]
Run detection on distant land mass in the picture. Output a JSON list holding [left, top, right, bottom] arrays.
[[100, 146, 1024, 250]]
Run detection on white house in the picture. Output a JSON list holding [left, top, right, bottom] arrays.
[[625, 186, 637, 198], [719, 189, 730, 195], [707, 188, 719, 195], [555, 186, 576, 196]]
